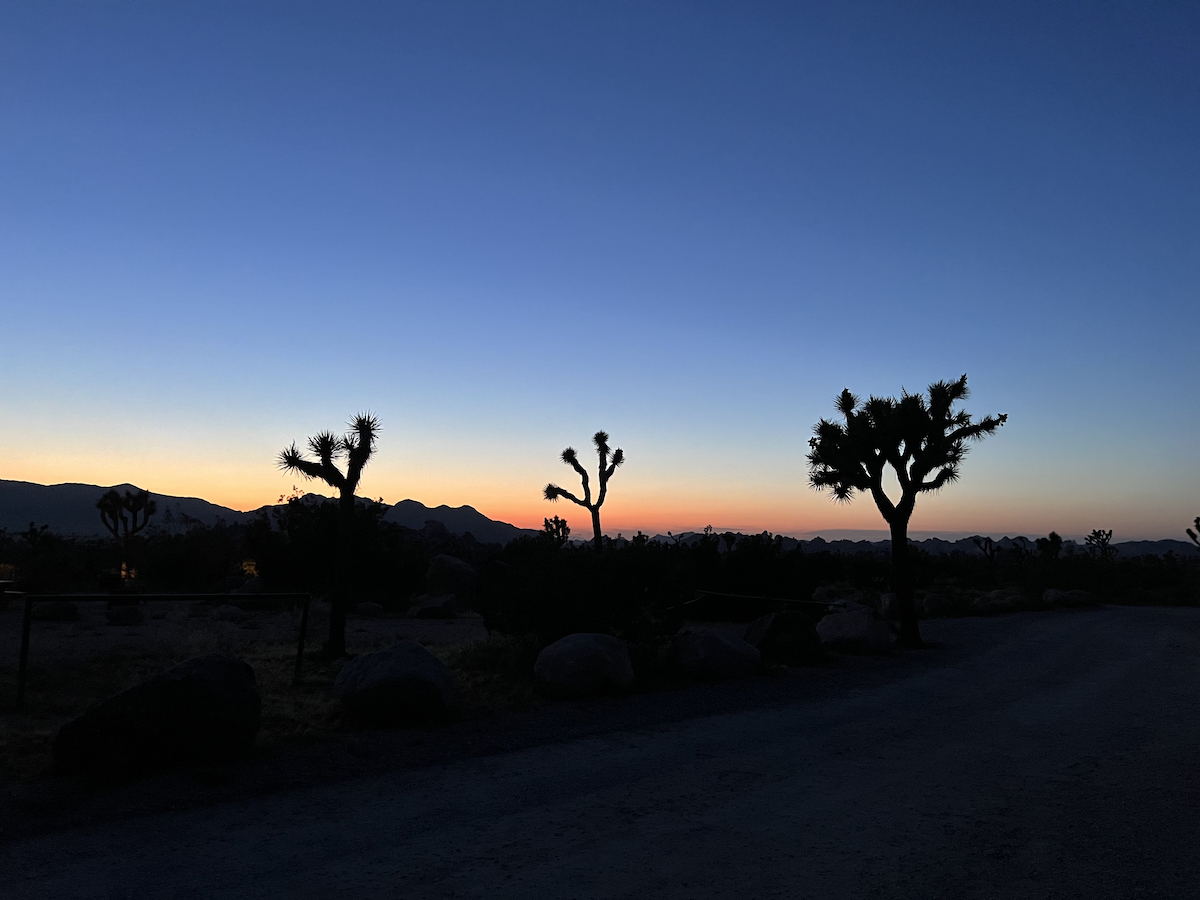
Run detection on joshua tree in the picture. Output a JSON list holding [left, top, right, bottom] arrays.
[[544, 430, 623, 550], [542, 515, 571, 547], [973, 535, 998, 563], [97, 488, 156, 578], [1085, 528, 1117, 563], [1036, 531, 1063, 560], [278, 412, 380, 657], [807, 375, 1006, 647], [1188, 517, 1200, 552]]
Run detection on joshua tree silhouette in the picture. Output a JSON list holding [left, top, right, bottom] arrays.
[[1085, 528, 1117, 563], [97, 488, 156, 579], [1188, 518, 1200, 552], [278, 412, 380, 657], [542, 516, 571, 547], [807, 375, 1006, 647], [544, 431, 624, 550]]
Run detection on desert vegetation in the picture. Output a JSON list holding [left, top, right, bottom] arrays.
[[807, 375, 1006, 646], [543, 430, 623, 550], [278, 413, 381, 657], [1, 384, 1197, 785]]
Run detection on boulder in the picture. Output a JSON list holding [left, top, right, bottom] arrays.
[[32, 600, 80, 622], [54, 654, 260, 776], [973, 590, 1022, 614], [534, 633, 634, 698], [743, 612, 823, 665], [675, 630, 760, 680], [920, 593, 954, 617], [1043, 588, 1096, 608], [816, 608, 893, 652], [426, 555, 477, 607], [1043, 588, 1068, 607], [1061, 589, 1096, 607], [406, 594, 457, 619], [333, 642, 458, 726], [212, 604, 247, 622], [355, 601, 385, 618], [105, 605, 144, 626], [828, 597, 870, 613]]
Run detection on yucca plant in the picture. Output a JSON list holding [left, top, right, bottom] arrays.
[[807, 375, 1006, 646], [278, 412, 380, 657], [1188, 517, 1200, 552], [544, 430, 624, 550]]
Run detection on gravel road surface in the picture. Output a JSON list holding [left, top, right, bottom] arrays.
[[5, 606, 1198, 899]]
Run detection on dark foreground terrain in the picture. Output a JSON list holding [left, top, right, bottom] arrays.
[[4, 606, 1197, 899]]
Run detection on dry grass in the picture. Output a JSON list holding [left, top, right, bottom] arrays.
[[0, 624, 546, 782]]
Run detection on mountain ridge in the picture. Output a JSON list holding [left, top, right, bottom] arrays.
[[1, 480, 1194, 555]]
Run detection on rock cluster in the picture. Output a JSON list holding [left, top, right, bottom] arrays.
[[674, 630, 760, 680], [743, 611, 823, 665], [816, 601, 893, 652]]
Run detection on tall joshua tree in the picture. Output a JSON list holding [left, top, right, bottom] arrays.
[[278, 412, 380, 657], [97, 488, 156, 578], [807, 375, 1006, 647], [544, 430, 624, 550]]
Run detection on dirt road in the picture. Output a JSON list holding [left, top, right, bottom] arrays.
[[5, 606, 1198, 899]]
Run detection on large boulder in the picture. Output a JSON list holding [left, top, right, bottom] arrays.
[[426, 555, 477, 608], [816, 607, 893, 652], [1044, 588, 1096, 608], [920, 593, 954, 617], [355, 601, 385, 618], [406, 594, 458, 619], [675, 630, 760, 680], [333, 642, 458, 726], [743, 612, 823, 665], [534, 633, 634, 698], [973, 590, 1022, 614], [55, 654, 260, 776]]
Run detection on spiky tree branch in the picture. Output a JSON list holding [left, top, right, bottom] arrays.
[[277, 412, 380, 657], [544, 430, 624, 550], [807, 375, 1006, 647]]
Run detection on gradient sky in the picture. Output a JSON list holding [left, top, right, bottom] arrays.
[[2, 2, 1197, 540]]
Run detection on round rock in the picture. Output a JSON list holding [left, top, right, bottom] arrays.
[[534, 633, 634, 698], [334, 642, 459, 726]]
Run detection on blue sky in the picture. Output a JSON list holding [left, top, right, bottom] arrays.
[[1, 1, 1197, 539]]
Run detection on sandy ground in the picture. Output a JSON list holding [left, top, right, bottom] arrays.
[[2, 605, 1196, 899]]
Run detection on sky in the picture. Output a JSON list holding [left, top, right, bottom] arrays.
[[1, 1, 1197, 540]]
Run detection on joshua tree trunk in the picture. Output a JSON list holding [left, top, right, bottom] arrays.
[[590, 506, 603, 551], [326, 490, 355, 658], [889, 516, 921, 647]]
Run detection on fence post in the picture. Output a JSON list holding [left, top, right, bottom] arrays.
[[16, 596, 32, 710], [293, 594, 311, 685]]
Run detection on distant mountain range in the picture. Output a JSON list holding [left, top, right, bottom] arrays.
[[645, 532, 1197, 559], [1, 479, 1195, 557], [0, 479, 537, 545]]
